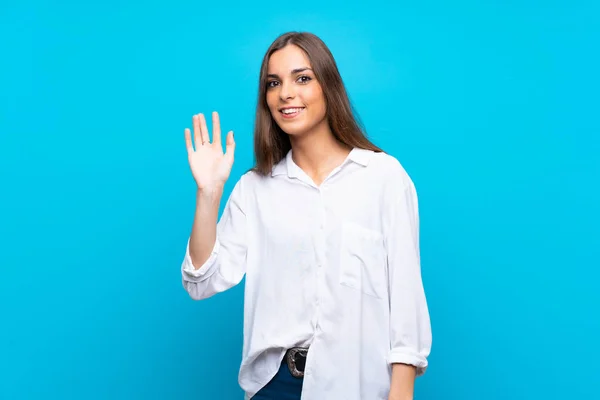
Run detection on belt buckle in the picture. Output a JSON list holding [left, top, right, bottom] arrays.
[[286, 347, 308, 378]]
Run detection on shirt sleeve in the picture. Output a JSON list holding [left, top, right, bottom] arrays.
[[181, 176, 248, 300], [384, 175, 432, 376]]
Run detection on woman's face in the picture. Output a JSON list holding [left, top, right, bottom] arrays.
[[265, 44, 327, 138]]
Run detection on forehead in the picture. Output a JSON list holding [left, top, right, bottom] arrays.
[[267, 45, 311, 73]]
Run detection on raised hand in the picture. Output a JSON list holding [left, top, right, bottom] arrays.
[[184, 112, 235, 192]]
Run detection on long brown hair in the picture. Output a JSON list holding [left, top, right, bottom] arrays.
[[251, 31, 383, 176]]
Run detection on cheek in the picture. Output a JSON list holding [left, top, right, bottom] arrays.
[[304, 86, 325, 109], [266, 92, 279, 114], [308, 89, 326, 117]]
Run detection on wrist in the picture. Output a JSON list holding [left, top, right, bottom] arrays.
[[197, 184, 224, 199], [196, 185, 224, 215], [388, 393, 413, 400]]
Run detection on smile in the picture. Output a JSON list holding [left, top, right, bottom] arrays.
[[279, 107, 305, 119]]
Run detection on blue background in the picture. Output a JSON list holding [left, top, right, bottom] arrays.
[[1, 1, 598, 399]]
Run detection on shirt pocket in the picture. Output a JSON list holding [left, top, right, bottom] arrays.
[[339, 221, 387, 299]]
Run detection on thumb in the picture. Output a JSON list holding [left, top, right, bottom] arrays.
[[224, 131, 235, 163]]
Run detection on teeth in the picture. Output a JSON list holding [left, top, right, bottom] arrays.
[[281, 108, 303, 114]]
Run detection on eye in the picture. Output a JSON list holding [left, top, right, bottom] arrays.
[[297, 75, 312, 84], [267, 80, 279, 88]]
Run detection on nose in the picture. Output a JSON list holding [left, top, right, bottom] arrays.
[[279, 80, 295, 100]]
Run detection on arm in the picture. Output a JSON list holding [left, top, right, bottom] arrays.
[[189, 186, 223, 269], [181, 111, 245, 300], [181, 178, 248, 300], [384, 175, 432, 399], [389, 363, 417, 400]]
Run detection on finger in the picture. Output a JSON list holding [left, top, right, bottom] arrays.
[[212, 111, 221, 147], [184, 128, 193, 154], [224, 131, 235, 164], [193, 115, 201, 147], [199, 113, 210, 144]]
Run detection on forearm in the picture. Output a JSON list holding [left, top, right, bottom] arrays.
[[189, 186, 223, 269], [388, 363, 417, 400]]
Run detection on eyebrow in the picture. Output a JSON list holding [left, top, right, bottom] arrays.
[[267, 67, 313, 79]]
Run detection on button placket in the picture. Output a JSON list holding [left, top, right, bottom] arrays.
[[314, 189, 327, 327]]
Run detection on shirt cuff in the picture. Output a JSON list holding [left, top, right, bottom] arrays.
[[181, 238, 220, 281], [388, 348, 429, 376]]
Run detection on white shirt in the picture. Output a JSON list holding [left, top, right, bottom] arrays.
[[181, 148, 432, 400]]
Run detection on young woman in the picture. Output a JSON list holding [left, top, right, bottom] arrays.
[[181, 31, 432, 400]]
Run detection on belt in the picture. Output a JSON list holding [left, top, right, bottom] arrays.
[[284, 347, 308, 378]]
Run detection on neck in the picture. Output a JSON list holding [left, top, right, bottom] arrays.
[[289, 121, 352, 183]]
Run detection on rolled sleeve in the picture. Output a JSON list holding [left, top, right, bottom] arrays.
[[181, 237, 220, 281], [385, 176, 432, 376], [388, 347, 429, 376], [180, 176, 248, 301]]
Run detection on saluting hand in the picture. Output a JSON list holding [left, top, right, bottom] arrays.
[[184, 112, 235, 192]]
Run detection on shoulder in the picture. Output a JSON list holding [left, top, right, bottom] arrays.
[[367, 151, 415, 191], [237, 168, 268, 188], [368, 152, 420, 219], [228, 168, 270, 198]]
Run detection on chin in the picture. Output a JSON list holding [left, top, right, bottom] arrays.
[[284, 126, 320, 139], [281, 126, 307, 137], [278, 120, 328, 139], [274, 119, 309, 137]]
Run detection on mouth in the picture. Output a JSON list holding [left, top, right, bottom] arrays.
[[279, 107, 305, 119]]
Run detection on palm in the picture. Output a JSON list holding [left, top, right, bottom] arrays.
[[184, 112, 235, 191]]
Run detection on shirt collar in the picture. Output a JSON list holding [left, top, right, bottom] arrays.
[[271, 147, 374, 177]]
